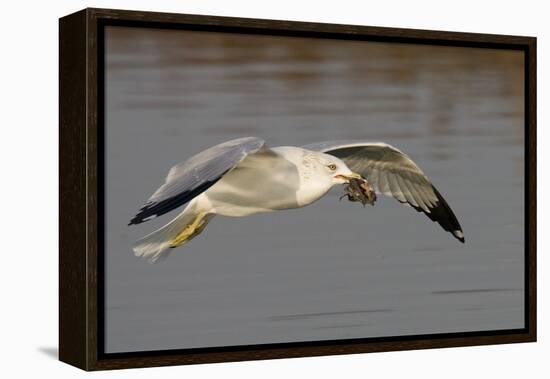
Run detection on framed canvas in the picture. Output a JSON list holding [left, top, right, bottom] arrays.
[[59, 8, 536, 371]]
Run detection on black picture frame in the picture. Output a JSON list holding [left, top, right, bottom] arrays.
[[59, 7, 537, 371]]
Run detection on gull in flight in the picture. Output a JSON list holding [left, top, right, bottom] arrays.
[[129, 137, 464, 262]]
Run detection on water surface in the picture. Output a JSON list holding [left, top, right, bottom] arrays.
[[104, 27, 525, 353]]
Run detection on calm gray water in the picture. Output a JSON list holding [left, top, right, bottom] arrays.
[[104, 27, 525, 353]]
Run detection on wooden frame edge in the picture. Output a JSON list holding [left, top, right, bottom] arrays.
[[91, 333, 535, 370], [59, 9, 88, 370], [526, 37, 537, 343]]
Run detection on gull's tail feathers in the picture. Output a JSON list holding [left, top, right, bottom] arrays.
[[132, 200, 214, 263]]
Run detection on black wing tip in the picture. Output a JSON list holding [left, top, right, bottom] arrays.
[[411, 185, 464, 244], [128, 203, 156, 226], [128, 214, 157, 225], [453, 230, 465, 243], [432, 186, 464, 244], [129, 178, 224, 227], [128, 215, 146, 226]]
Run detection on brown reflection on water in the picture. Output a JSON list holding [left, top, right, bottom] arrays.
[[106, 27, 524, 157]]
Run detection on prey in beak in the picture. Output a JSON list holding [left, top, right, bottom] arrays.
[[337, 173, 377, 207], [334, 172, 363, 182]]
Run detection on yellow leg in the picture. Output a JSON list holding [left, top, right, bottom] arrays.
[[169, 212, 209, 248]]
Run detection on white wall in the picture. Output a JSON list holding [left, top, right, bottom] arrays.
[[0, 0, 545, 377]]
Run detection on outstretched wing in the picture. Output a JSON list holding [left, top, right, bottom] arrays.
[[129, 137, 266, 225], [304, 140, 464, 243]]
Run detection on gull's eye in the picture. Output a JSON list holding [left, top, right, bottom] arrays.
[[327, 164, 337, 171]]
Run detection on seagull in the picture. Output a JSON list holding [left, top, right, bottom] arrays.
[[129, 137, 464, 262]]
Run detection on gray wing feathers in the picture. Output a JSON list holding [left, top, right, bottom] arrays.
[[129, 137, 265, 225], [304, 140, 464, 243]]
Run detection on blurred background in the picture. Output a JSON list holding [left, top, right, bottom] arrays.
[[104, 26, 525, 353]]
